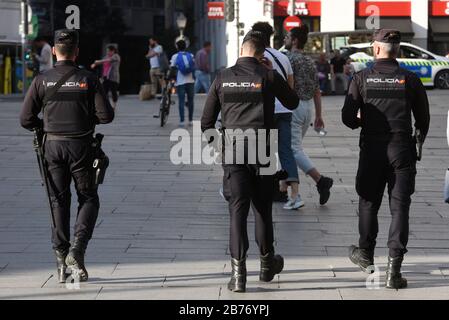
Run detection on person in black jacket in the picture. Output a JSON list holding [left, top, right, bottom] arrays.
[[20, 29, 114, 283], [342, 29, 430, 289], [201, 30, 299, 293]]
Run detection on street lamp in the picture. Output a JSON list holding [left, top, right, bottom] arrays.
[[175, 12, 189, 48], [176, 13, 187, 38]]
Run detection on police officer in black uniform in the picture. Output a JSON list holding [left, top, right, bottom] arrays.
[[201, 31, 299, 292], [342, 29, 430, 289], [20, 29, 114, 283]]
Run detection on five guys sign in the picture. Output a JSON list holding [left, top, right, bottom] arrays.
[[208, 2, 225, 19]]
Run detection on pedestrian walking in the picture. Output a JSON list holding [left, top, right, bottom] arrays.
[[316, 53, 330, 94], [252, 21, 301, 209], [342, 29, 430, 289], [194, 41, 212, 93], [20, 29, 114, 283], [91, 45, 121, 109], [201, 30, 299, 293], [171, 39, 195, 127], [33, 37, 54, 73], [330, 49, 348, 94], [146, 36, 166, 98], [284, 25, 334, 206]]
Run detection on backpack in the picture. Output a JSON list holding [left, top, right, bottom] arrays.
[[175, 52, 195, 75], [158, 51, 169, 73]]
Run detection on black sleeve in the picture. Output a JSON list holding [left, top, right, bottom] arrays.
[[408, 73, 430, 141], [271, 70, 299, 110], [20, 76, 44, 130], [93, 77, 114, 124], [342, 74, 363, 129], [201, 77, 221, 132]]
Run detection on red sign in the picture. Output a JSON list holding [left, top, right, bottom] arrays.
[[431, 1, 449, 16], [283, 16, 302, 32], [274, 1, 321, 17], [356, 1, 411, 17], [207, 2, 225, 20]]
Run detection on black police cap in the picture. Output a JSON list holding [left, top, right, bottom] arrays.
[[54, 29, 79, 46], [372, 29, 401, 44]]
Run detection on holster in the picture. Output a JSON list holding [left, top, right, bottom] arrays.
[[91, 133, 109, 185]]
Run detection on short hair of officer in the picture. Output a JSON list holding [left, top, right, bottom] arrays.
[[240, 31, 266, 57], [373, 41, 400, 59]]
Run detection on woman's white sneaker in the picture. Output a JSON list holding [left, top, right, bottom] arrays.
[[283, 196, 305, 210]]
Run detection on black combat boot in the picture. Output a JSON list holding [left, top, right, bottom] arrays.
[[54, 249, 69, 283], [65, 238, 89, 282], [348, 245, 374, 273], [227, 258, 246, 293], [259, 252, 284, 282], [385, 256, 407, 289]]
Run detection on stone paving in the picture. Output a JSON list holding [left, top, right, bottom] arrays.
[[0, 90, 448, 300]]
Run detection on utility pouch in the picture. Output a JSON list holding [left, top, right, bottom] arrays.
[[92, 133, 109, 185]]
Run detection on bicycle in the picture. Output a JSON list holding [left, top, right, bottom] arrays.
[[153, 69, 177, 127]]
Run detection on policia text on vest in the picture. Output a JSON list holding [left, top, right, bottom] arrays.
[[19, 29, 114, 284], [201, 30, 299, 292]]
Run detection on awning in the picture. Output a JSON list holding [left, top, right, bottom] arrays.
[[429, 18, 449, 42], [355, 18, 414, 41]]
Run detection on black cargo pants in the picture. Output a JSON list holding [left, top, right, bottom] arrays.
[[222, 164, 275, 260], [356, 135, 417, 258], [44, 137, 99, 251]]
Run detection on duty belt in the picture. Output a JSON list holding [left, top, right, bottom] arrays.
[[361, 132, 413, 142], [45, 131, 94, 141]]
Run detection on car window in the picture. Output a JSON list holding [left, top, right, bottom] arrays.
[[400, 46, 429, 59], [356, 47, 373, 56]]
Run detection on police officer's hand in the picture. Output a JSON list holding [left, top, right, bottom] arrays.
[[259, 57, 273, 70], [314, 116, 325, 129], [90, 63, 96, 69]]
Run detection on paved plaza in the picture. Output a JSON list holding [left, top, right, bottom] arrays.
[[0, 90, 448, 300]]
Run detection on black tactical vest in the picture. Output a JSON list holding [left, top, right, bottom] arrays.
[[220, 66, 266, 130], [42, 68, 95, 135], [218, 66, 273, 166], [359, 67, 412, 137]]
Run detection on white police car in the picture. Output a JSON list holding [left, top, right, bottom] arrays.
[[345, 42, 449, 89]]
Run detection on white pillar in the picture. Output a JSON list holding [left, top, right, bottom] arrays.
[[225, 0, 274, 67], [411, 0, 428, 49], [321, 0, 355, 32]]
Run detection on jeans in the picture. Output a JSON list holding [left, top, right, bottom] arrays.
[[194, 70, 211, 93], [274, 113, 299, 183], [177, 83, 195, 122], [291, 99, 315, 174]]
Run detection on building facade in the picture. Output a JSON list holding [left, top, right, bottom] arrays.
[[0, 0, 21, 95], [198, 0, 449, 69]]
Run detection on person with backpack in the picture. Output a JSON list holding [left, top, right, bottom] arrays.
[[146, 36, 168, 99], [170, 39, 195, 127]]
